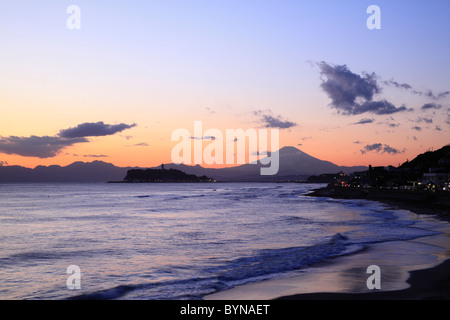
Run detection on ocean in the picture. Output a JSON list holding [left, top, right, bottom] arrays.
[[0, 182, 448, 300]]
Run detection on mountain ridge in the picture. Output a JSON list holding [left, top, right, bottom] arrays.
[[0, 160, 136, 182], [0, 146, 367, 182], [159, 146, 367, 181]]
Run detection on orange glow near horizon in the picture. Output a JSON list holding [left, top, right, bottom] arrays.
[[1, 2, 449, 172], [0, 96, 448, 170], [1, 121, 446, 170]]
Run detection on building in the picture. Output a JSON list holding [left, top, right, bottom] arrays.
[[422, 172, 449, 187]]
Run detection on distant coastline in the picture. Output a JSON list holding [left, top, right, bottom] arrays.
[[0, 146, 367, 183], [307, 185, 450, 221]]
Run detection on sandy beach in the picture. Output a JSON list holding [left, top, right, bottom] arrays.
[[281, 191, 450, 300], [278, 190, 450, 300], [276, 258, 450, 300], [206, 235, 450, 300], [283, 190, 450, 300], [205, 189, 450, 301], [279, 260, 450, 300]]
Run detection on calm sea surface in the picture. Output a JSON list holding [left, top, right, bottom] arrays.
[[0, 182, 447, 299]]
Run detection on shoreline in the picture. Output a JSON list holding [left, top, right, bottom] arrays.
[[205, 186, 450, 300], [307, 186, 450, 221], [206, 235, 450, 300], [276, 187, 450, 300], [277, 258, 450, 300]]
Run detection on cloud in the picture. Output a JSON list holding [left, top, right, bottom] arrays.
[[189, 136, 216, 140], [83, 154, 109, 158], [261, 115, 297, 129], [134, 142, 149, 147], [59, 121, 136, 138], [253, 109, 297, 129], [416, 117, 433, 124], [421, 103, 442, 110], [317, 62, 410, 115], [357, 100, 410, 115], [360, 143, 405, 155], [250, 150, 269, 156], [0, 135, 88, 158], [421, 90, 450, 100], [205, 107, 216, 114], [361, 143, 382, 154], [382, 145, 404, 155], [0, 121, 136, 158], [353, 118, 374, 125], [383, 79, 412, 90], [435, 125, 442, 131], [411, 126, 422, 131], [384, 80, 449, 100]]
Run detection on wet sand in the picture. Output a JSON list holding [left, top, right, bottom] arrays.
[[205, 189, 450, 301], [277, 190, 450, 300], [205, 234, 450, 300], [278, 258, 450, 300]]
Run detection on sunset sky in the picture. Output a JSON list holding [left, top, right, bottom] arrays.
[[1, 0, 449, 169]]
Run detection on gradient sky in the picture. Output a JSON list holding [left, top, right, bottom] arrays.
[[1, 0, 449, 169]]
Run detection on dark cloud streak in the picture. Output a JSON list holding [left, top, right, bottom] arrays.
[[383, 79, 412, 90], [421, 103, 442, 111], [59, 122, 136, 139], [253, 110, 297, 129], [83, 154, 109, 158], [360, 143, 404, 155], [384, 80, 449, 100], [353, 118, 374, 125], [0, 136, 88, 158]]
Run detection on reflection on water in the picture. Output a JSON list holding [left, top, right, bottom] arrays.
[[0, 182, 448, 300]]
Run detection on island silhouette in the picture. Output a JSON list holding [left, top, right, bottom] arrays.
[[118, 167, 214, 183]]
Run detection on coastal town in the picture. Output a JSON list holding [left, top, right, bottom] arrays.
[[308, 145, 450, 192], [307, 145, 450, 219]]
